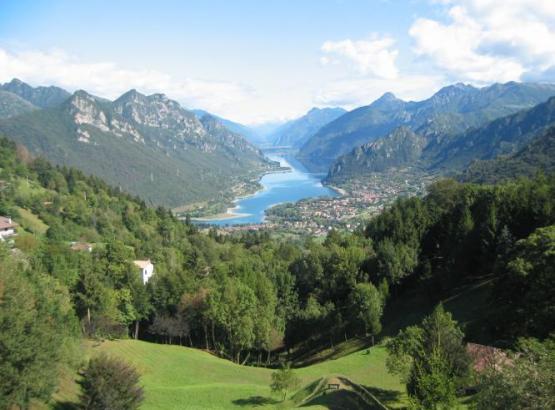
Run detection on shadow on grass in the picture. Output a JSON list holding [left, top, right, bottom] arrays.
[[52, 401, 78, 410], [362, 385, 404, 407], [232, 396, 281, 407], [302, 390, 373, 409]]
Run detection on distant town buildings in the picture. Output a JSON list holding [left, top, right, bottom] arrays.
[[134, 259, 155, 284]]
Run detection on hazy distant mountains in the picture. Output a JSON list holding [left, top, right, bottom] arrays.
[[1, 78, 71, 109], [0, 80, 271, 207], [271, 107, 346, 148], [300, 82, 555, 172]]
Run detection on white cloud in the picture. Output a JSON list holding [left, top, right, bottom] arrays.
[[321, 36, 399, 79], [410, 0, 555, 83], [0, 47, 251, 118]]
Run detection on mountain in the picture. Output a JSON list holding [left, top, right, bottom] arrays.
[[192, 109, 262, 146], [430, 96, 555, 170], [327, 95, 555, 184], [1, 78, 70, 108], [299, 82, 555, 171], [271, 107, 346, 148], [460, 126, 555, 184], [327, 127, 426, 181], [0, 90, 37, 119], [0, 85, 271, 207]]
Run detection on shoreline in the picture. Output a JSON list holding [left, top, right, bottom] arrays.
[[192, 164, 293, 220], [324, 183, 348, 197]]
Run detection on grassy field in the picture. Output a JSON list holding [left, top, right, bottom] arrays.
[[53, 339, 407, 410], [15, 206, 49, 234]]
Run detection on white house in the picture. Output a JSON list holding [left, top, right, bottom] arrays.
[[133, 259, 155, 284], [0, 216, 17, 241]]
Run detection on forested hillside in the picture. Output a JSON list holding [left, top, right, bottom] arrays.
[[1, 135, 554, 408], [461, 126, 555, 184]]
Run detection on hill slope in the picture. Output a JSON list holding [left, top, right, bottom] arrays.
[[54, 340, 405, 410], [0, 86, 271, 207], [192, 109, 262, 146], [327, 95, 555, 183], [1, 78, 71, 108], [327, 127, 426, 182], [299, 82, 555, 171], [460, 126, 555, 183], [271, 107, 346, 148], [0, 90, 37, 119]]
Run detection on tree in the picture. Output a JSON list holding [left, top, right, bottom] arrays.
[[79, 354, 144, 410], [474, 336, 555, 410], [386, 304, 470, 409], [350, 282, 383, 340], [493, 225, 555, 338], [270, 364, 300, 401], [0, 251, 79, 409]]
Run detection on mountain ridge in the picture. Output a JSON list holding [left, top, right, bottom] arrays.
[[0, 80, 271, 207], [299, 81, 555, 171]]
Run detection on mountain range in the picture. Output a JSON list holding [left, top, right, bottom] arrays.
[[0, 79, 272, 207], [327, 92, 555, 183], [300, 82, 555, 172]]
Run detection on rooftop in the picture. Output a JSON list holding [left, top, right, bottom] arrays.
[[133, 259, 153, 269], [0, 216, 17, 230]]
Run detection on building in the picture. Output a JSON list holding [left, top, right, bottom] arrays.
[[133, 259, 155, 284], [0, 216, 17, 241], [70, 242, 93, 252]]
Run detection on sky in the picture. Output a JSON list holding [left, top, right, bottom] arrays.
[[1, 0, 555, 124]]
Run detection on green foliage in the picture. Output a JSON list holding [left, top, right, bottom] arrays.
[[473, 336, 555, 410], [270, 364, 300, 401], [387, 305, 470, 408], [493, 225, 555, 338], [350, 282, 383, 336], [0, 248, 79, 409], [79, 354, 144, 410]]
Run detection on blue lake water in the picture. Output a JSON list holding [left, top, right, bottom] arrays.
[[203, 153, 338, 226]]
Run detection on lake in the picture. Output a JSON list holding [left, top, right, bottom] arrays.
[[203, 153, 338, 226]]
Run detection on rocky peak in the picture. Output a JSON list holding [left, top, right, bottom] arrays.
[[370, 92, 405, 110], [113, 89, 202, 132], [67, 90, 110, 133]]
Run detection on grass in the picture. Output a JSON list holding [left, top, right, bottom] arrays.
[[53, 339, 407, 410], [15, 206, 49, 234]]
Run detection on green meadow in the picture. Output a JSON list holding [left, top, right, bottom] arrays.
[[54, 339, 406, 410]]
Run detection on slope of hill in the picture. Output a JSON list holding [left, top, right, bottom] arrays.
[[52, 340, 406, 410], [460, 126, 555, 184], [327, 127, 426, 181], [299, 82, 555, 171], [0, 90, 37, 119], [271, 107, 346, 148], [0, 85, 271, 207], [1, 78, 71, 108], [192, 109, 263, 146], [327, 95, 555, 183], [431, 96, 555, 171]]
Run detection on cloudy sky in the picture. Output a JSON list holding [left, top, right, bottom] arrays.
[[1, 0, 555, 124]]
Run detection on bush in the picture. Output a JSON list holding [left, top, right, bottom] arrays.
[[79, 354, 144, 410]]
